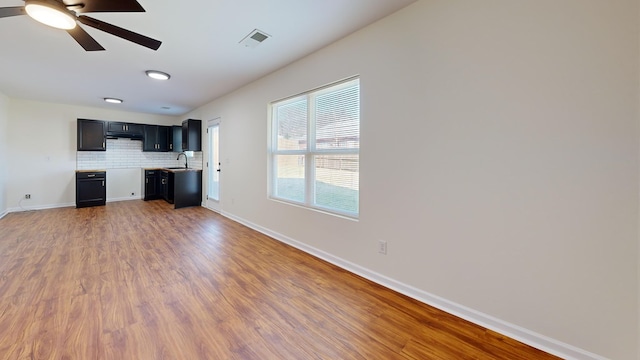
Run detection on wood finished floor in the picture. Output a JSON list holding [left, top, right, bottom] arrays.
[[0, 200, 559, 359]]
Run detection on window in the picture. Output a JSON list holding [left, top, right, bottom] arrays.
[[269, 77, 360, 218]]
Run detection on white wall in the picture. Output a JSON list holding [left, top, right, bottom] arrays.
[[186, 1, 639, 359], [0, 92, 9, 216], [6, 98, 177, 210]]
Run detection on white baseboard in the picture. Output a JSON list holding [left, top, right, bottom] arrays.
[[0, 209, 7, 219], [218, 209, 607, 360], [107, 196, 142, 203], [7, 202, 75, 213]]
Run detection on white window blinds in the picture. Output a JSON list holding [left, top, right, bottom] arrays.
[[270, 77, 360, 217]]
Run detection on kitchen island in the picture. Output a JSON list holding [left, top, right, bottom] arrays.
[[144, 168, 202, 209]]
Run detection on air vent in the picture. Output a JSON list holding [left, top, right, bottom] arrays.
[[239, 29, 271, 48]]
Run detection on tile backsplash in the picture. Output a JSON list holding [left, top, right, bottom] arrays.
[[77, 138, 204, 170]]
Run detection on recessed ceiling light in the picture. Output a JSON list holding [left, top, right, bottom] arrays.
[[25, 0, 77, 30], [104, 97, 123, 104], [146, 70, 171, 80]]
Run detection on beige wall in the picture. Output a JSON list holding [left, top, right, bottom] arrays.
[[5, 98, 177, 210], [186, 1, 639, 358], [0, 92, 8, 215]]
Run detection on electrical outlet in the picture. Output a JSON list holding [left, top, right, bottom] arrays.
[[378, 240, 387, 255], [24, 194, 31, 199]]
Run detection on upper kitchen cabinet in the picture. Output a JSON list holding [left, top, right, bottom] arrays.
[[143, 125, 170, 152], [182, 119, 202, 151], [77, 119, 106, 151], [107, 122, 143, 139], [170, 126, 182, 152]]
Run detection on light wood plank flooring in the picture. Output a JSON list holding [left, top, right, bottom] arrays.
[[0, 200, 559, 359]]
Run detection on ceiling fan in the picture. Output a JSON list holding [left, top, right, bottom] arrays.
[[0, 0, 161, 51]]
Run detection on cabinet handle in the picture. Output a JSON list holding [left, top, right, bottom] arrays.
[[87, 174, 95, 177], [146, 178, 148, 184], [169, 144, 172, 150], [102, 181, 105, 186], [102, 142, 105, 149]]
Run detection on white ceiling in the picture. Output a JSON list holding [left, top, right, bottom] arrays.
[[0, 0, 415, 116]]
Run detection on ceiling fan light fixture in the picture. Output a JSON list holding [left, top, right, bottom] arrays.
[[104, 97, 123, 104], [145, 70, 171, 81], [25, 0, 76, 30]]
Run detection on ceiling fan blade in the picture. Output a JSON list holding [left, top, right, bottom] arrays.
[[77, 15, 161, 50], [0, 6, 25, 18], [67, 25, 105, 51], [63, 0, 144, 14]]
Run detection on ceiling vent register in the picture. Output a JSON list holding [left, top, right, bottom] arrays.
[[239, 29, 270, 48]]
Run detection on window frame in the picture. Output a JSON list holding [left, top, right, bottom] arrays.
[[268, 76, 360, 219]]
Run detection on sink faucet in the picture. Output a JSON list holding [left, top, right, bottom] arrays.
[[177, 152, 188, 168]]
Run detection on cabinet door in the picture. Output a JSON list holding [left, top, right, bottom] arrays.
[[161, 171, 174, 204], [161, 172, 169, 201], [126, 123, 144, 136], [143, 125, 159, 151], [157, 126, 170, 152], [108, 122, 128, 133], [182, 119, 202, 151], [77, 119, 106, 151], [76, 173, 106, 208], [144, 175, 158, 199], [108, 122, 143, 137], [170, 126, 182, 152]]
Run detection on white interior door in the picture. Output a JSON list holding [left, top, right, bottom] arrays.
[[206, 119, 221, 212]]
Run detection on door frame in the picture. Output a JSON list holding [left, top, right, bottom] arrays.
[[206, 118, 221, 212]]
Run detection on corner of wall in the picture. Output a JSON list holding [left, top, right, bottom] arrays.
[[0, 92, 9, 216]]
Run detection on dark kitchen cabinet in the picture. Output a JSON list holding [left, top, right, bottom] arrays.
[[158, 126, 169, 151], [143, 125, 170, 152], [170, 126, 182, 152], [107, 122, 143, 138], [77, 119, 106, 151], [76, 171, 106, 208], [173, 170, 202, 209], [161, 170, 174, 204], [144, 170, 162, 200], [182, 119, 202, 151]]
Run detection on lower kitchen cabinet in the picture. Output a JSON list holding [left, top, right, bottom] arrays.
[[161, 170, 174, 204], [143, 168, 201, 208], [173, 170, 202, 209], [144, 170, 162, 200], [76, 171, 106, 208]]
